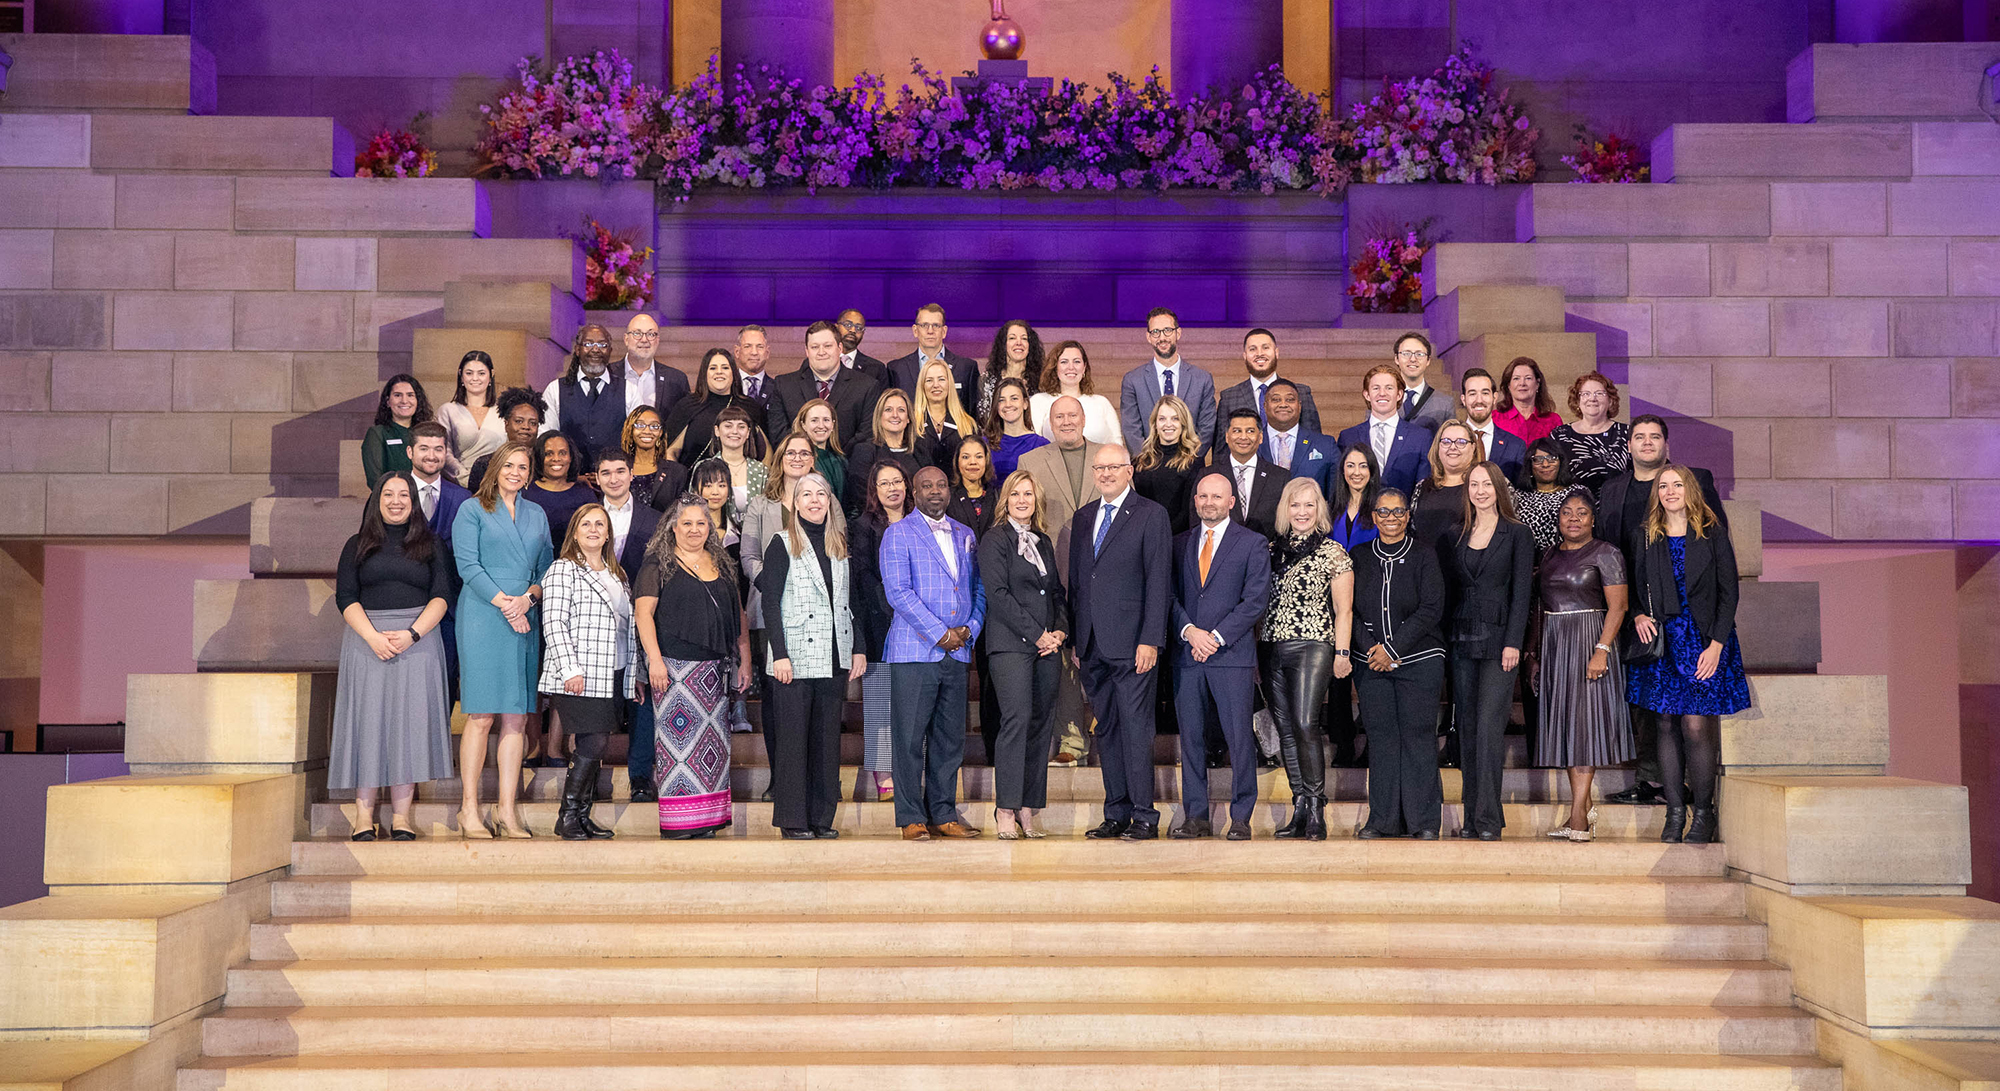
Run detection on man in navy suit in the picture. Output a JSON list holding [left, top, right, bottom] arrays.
[[409, 424, 470, 704], [1259, 379, 1340, 497], [1169, 471, 1272, 840], [1069, 444, 1173, 841], [594, 450, 664, 800], [886, 303, 980, 413], [1119, 306, 1217, 456], [1337, 364, 1436, 496], [1458, 368, 1526, 482]]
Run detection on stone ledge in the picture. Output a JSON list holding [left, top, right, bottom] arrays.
[[1423, 285, 1566, 350], [1817, 1023, 2000, 1091], [441, 279, 584, 342], [1789, 42, 2000, 123], [1517, 183, 1771, 241], [0, 33, 215, 114], [1724, 674, 1884, 770], [1750, 886, 2000, 1033], [193, 578, 341, 672], [232, 178, 489, 236], [1723, 775, 1969, 891], [89, 116, 354, 176], [44, 775, 301, 887], [1654, 123, 1913, 182], [124, 673, 334, 767]]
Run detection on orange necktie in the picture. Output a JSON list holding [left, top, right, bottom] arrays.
[[1199, 528, 1214, 586]]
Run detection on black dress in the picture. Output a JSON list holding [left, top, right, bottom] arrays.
[[523, 481, 596, 547], [844, 442, 920, 515], [665, 392, 767, 468], [1133, 460, 1198, 535]]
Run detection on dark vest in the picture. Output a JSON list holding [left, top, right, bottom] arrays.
[[557, 365, 629, 467]]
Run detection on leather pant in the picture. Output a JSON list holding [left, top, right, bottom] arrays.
[[1261, 640, 1336, 803]]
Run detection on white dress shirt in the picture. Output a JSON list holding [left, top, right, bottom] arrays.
[[1154, 358, 1183, 399], [840, 349, 857, 370], [924, 513, 959, 579], [1369, 412, 1399, 465], [1093, 486, 1132, 546], [1186, 517, 1230, 645], [538, 371, 614, 436], [619, 357, 659, 414], [1266, 424, 1299, 469], [604, 493, 636, 558], [738, 368, 768, 401], [1229, 454, 1257, 517], [410, 469, 443, 519], [1467, 418, 1498, 462]]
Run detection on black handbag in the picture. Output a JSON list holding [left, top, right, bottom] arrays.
[[1621, 567, 1665, 665]]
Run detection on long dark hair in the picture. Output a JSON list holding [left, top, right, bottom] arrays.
[[451, 351, 496, 407], [532, 431, 578, 484], [1331, 443, 1382, 533], [1516, 435, 1575, 491], [952, 433, 994, 492], [985, 320, 1045, 401], [983, 376, 1035, 445], [698, 347, 743, 399], [862, 458, 912, 527], [373, 374, 434, 429], [690, 457, 737, 530], [354, 471, 437, 564], [642, 495, 739, 587]]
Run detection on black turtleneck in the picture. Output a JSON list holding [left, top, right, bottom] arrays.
[[757, 516, 859, 660], [336, 520, 452, 612], [665, 390, 768, 467]]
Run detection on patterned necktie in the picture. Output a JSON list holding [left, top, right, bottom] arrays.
[[1237, 465, 1252, 516], [1374, 421, 1391, 465], [1276, 433, 1292, 469], [1093, 504, 1116, 556], [1198, 527, 1214, 586], [421, 483, 436, 519], [746, 375, 762, 401], [1257, 382, 1270, 419], [1162, 369, 1174, 399], [817, 377, 831, 402]]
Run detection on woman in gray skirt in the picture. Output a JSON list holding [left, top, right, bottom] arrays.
[[331, 471, 456, 841], [1534, 491, 1633, 842]]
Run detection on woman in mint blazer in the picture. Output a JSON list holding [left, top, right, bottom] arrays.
[[452, 440, 553, 839]]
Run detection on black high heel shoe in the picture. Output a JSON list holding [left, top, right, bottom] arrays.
[[1659, 805, 1688, 844]]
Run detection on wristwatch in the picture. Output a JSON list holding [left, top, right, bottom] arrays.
[[407, 629, 423, 643], [1333, 649, 1350, 658]]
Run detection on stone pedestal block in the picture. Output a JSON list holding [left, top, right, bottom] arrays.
[[337, 441, 365, 499], [1423, 285, 1566, 350], [411, 327, 565, 395], [0, 890, 254, 1031], [1788, 43, 2000, 123], [1653, 123, 1912, 182], [376, 237, 583, 296], [192, 578, 342, 671], [1724, 499, 1764, 578], [44, 775, 300, 887], [1517, 184, 1771, 241], [0, 33, 215, 114], [233, 178, 489, 236], [248, 497, 363, 576], [1422, 242, 1630, 302], [1723, 775, 1969, 892], [124, 672, 334, 767], [441, 280, 584, 343], [89, 116, 354, 175], [1724, 675, 1887, 772], [1440, 332, 1598, 403], [1734, 581, 1824, 673], [1750, 886, 2000, 1031], [1817, 1022, 2000, 1091]]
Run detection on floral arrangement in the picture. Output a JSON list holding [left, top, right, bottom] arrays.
[[475, 46, 1539, 197], [575, 217, 655, 309], [354, 116, 439, 178], [1348, 219, 1435, 314], [476, 51, 661, 179], [1561, 124, 1650, 183]]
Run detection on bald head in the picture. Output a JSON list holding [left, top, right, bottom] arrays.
[[623, 314, 660, 365], [913, 466, 950, 519], [1049, 395, 1085, 449]]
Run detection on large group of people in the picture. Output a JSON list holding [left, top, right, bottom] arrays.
[[330, 310, 1750, 845]]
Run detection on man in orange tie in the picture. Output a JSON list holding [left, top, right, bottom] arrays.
[[1168, 470, 1272, 839]]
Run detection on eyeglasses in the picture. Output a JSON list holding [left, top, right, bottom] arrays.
[[1147, 327, 1178, 337], [1438, 437, 1473, 448], [836, 319, 866, 331], [783, 450, 814, 460], [1396, 350, 1430, 361], [915, 322, 944, 332], [631, 422, 664, 433], [626, 330, 659, 341], [1373, 506, 1410, 518], [580, 340, 611, 350], [1530, 454, 1560, 464], [1577, 390, 1608, 401]]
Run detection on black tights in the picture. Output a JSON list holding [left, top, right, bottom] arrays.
[[570, 732, 609, 763], [1656, 714, 1720, 809]]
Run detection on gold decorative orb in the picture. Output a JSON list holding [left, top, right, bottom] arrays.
[[981, 17, 1024, 60]]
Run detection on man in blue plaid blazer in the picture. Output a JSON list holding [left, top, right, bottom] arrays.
[[881, 467, 988, 840]]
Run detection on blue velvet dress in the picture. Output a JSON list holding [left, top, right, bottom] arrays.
[[1626, 536, 1750, 716]]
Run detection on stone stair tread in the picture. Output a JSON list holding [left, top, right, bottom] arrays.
[[236, 953, 1780, 970], [255, 910, 1757, 927], [212, 1001, 1810, 1018]]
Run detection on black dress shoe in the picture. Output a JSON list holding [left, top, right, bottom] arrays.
[[1413, 829, 1440, 841], [1607, 782, 1666, 805], [1225, 821, 1251, 841], [1476, 829, 1501, 842], [630, 777, 659, 803], [761, 787, 774, 803], [781, 828, 814, 840], [1084, 819, 1131, 840], [1451, 827, 1476, 839], [1119, 822, 1160, 841], [1170, 820, 1213, 839], [1354, 826, 1390, 840], [810, 826, 839, 839]]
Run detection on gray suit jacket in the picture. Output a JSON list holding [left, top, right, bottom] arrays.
[[1119, 361, 1216, 457], [1403, 383, 1457, 430]]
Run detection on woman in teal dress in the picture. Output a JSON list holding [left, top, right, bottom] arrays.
[[451, 439, 553, 839], [362, 374, 434, 489]]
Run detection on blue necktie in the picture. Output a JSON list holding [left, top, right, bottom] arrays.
[[1093, 504, 1116, 556], [1162, 369, 1174, 398]]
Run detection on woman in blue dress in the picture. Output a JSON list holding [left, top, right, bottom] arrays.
[[452, 440, 553, 839], [1627, 463, 1750, 846]]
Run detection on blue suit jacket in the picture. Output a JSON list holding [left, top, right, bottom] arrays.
[[615, 501, 662, 580], [1475, 423, 1528, 484], [880, 511, 986, 664], [1068, 491, 1172, 658], [1119, 362, 1217, 457], [425, 480, 472, 544], [1262, 428, 1341, 497], [1170, 522, 1271, 670], [1337, 417, 1437, 497]]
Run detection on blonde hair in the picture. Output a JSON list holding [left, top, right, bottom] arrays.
[[1424, 420, 1483, 490], [996, 469, 1047, 535], [556, 503, 628, 583], [870, 387, 913, 448], [1642, 463, 1719, 543], [790, 397, 846, 456], [474, 440, 535, 511], [1134, 394, 1199, 473], [1277, 477, 1330, 535], [781, 473, 848, 559], [912, 359, 977, 438]]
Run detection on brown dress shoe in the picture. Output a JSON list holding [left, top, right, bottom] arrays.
[[901, 823, 933, 841], [928, 821, 981, 839]]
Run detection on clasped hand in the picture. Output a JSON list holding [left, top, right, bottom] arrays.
[[936, 625, 971, 653]]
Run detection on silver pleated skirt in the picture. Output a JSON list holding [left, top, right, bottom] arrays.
[[1534, 609, 1635, 769], [328, 607, 456, 790], [861, 668, 893, 772]]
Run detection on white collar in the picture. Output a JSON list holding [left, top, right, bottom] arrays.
[[1099, 486, 1132, 510], [1369, 411, 1400, 426], [602, 493, 634, 513], [1230, 453, 1257, 469], [1269, 424, 1298, 439], [410, 470, 442, 488], [1156, 357, 1180, 375]]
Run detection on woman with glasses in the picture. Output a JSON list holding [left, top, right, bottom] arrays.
[[621, 407, 677, 510], [1411, 420, 1480, 548], [1549, 372, 1631, 495], [1510, 437, 1594, 553], [1352, 489, 1447, 840], [740, 432, 820, 786]]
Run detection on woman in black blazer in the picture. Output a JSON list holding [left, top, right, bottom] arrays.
[[1352, 487, 1448, 840], [978, 469, 1069, 841], [1447, 462, 1535, 841], [1628, 463, 1750, 845]]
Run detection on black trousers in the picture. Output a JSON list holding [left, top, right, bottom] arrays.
[[768, 672, 844, 830], [1356, 656, 1446, 835], [987, 649, 1058, 810], [890, 659, 968, 827], [1322, 669, 1361, 765], [1081, 641, 1160, 827], [1263, 640, 1336, 803], [1453, 655, 1518, 835], [974, 637, 1002, 766]]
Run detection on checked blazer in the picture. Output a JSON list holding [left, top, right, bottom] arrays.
[[880, 510, 986, 664], [537, 558, 640, 701]]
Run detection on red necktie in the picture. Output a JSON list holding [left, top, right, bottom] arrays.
[[817, 378, 831, 401]]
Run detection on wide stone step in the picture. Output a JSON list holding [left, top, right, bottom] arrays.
[[306, 797, 1682, 840], [172, 1050, 1844, 1091], [195, 1002, 1818, 1058], [267, 871, 1744, 921], [1516, 183, 1772, 241], [232, 178, 489, 236], [1652, 122, 1913, 182], [222, 955, 1791, 1009], [248, 911, 1767, 962], [0, 33, 217, 114], [288, 837, 1728, 878], [90, 115, 355, 175], [1787, 42, 2000, 123]]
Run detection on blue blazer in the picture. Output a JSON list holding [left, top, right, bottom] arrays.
[[425, 480, 473, 544], [1068, 491, 1172, 659], [452, 497, 554, 607], [1169, 523, 1271, 670], [1262, 428, 1341, 497], [1476, 424, 1528, 484], [1119, 362, 1217, 457], [880, 511, 986, 664], [1337, 417, 1437, 497]]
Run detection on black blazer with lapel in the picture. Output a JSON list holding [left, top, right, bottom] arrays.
[[978, 523, 1068, 654], [797, 352, 891, 392], [888, 349, 980, 414], [765, 363, 881, 450], [1633, 521, 1740, 648], [1445, 519, 1535, 660], [1595, 465, 1727, 558], [1211, 456, 1291, 539], [1067, 492, 1172, 659], [615, 502, 663, 579]]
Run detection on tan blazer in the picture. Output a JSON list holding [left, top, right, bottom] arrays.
[[1017, 440, 1103, 581]]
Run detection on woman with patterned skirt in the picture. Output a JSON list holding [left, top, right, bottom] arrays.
[[635, 495, 747, 838]]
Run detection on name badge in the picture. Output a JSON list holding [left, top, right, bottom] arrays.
[[385, 438, 404, 446]]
